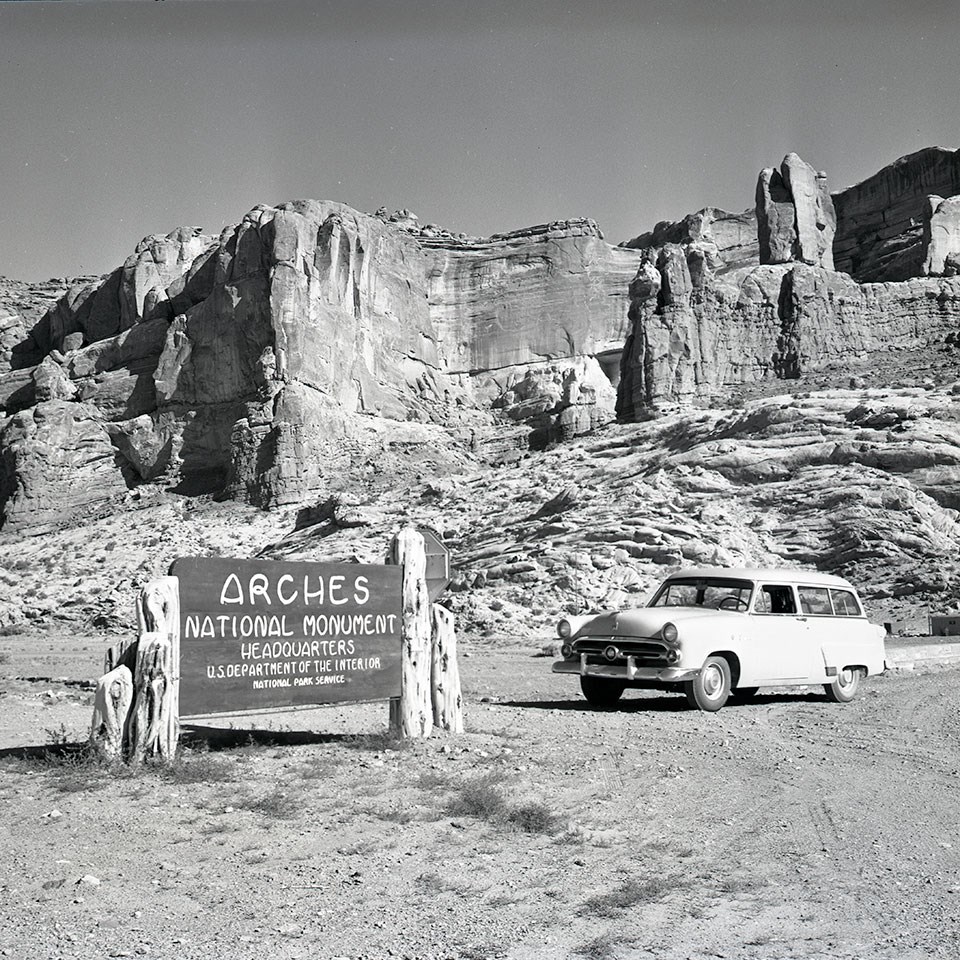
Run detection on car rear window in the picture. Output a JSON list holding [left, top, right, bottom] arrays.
[[830, 589, 862, 617], [798, 586, 832, 615]]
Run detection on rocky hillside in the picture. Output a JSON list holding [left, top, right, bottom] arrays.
[[2, 147, 960, 639]]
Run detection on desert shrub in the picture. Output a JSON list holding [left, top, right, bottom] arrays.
[[444, 776, 507, 820], [579, 876, 688, 917], [505, 801, 562, 834], [575, 934, 620, 959]]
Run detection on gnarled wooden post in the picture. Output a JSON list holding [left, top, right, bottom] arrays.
[[89, 665, 133, 760], [128, 576, 180, 763], [431, 604, 463, 733], [388, 527, 433, 739]]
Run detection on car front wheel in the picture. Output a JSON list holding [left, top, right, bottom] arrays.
[[824, 667, 862, 703], [684, 656, 731, 712], [580, 676, 626, 709]]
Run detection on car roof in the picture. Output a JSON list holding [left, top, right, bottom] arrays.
[[663, 567, 856, 589]]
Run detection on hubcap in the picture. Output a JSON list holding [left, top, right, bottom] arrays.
[[839, 668, 855, 688], [702, 664, 724, 698]]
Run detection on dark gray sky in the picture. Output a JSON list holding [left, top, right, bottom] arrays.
[[1, 0, 957, 280]]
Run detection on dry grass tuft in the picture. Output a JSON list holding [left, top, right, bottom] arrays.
[[238, 787, 304, 820], [579, 875, 689, 917], [160, 753, 238, 784]]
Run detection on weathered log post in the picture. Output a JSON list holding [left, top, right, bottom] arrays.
[[89, 665, 133, 760], [90, 575, 180, 764], [431, 604, 464, 734], [128, 576, 180, 763], [388, 527, 433, 738]]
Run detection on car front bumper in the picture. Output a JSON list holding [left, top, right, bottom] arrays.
[[552, 654, 699, 683]]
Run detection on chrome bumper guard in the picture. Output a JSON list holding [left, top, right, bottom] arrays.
[[552, 653, 698, 683]]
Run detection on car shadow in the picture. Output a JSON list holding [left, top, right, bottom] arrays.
[[500, 696, 690, 713], [500, 690, 831, 713]]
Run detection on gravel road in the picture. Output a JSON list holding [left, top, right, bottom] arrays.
[[1, 641, 959, 960]]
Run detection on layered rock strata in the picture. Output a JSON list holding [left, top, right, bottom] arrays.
[[621, 207, 758, 276], [833, 147, 960, 282], [618, 248, 960, 417], [0, 206, 641, 529]]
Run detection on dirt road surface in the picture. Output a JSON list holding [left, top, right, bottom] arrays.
[[1, 637, 959, 960]]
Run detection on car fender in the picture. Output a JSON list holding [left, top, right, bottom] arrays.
[[820, 630, 886, 677]]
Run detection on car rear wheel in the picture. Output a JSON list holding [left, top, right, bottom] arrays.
[[824, 667, 862, 703], [580, 676, 626, 709], [684, 656, 731, 712]]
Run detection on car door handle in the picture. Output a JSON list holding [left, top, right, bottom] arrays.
[[796, 616, 808, 622]]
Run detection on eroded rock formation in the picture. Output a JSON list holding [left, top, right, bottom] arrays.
[[833, 146, 960, 282], [617, 151, 960, 417], [5, 147, 960, 533], [756, 153, 835, 269], [0, 205, 640, 529], [923, 194, 960, 276]]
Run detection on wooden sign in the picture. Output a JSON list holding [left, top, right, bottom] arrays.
[[169, 557, 402, 717]]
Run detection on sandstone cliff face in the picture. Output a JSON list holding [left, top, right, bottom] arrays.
[[923, 194, 960, 276], [0, 206, 642, 528], [622, 207, 758, 275], [422, 219, 641, 447], [833, 147, 960, 282], [617, 244, 960, 417]]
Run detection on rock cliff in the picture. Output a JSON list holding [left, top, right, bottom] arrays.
[[833, 146, 960, 282], [617, 254, 960, 416], [0, 206, 640, 529], [617, 151, 960, 417], [3, 149, 960, 634]]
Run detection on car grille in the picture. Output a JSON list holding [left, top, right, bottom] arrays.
[[572, 638, 669, 666]]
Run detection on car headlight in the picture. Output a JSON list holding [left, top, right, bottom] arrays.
[[557, 619, 573, 639], [662, 621, 678, 644]]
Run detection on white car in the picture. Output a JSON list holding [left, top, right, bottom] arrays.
[[552, 567, 886, 711]]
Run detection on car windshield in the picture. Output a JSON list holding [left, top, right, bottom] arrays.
[[649, 577, 754, 611]]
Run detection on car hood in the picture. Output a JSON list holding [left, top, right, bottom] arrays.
[[576, 606, 736, 639]]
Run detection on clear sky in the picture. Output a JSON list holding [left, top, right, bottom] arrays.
[[1, 0, 958, 281]]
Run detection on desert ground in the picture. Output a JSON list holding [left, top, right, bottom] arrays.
[[2, 632, 959, 960]]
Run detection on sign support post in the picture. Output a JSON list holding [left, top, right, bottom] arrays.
[[90, 575, 181, 763], [388, 525, 463, 738], [387, 527, 433, 739]]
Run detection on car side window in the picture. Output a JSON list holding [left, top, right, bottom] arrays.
[[798, 586, 832, 615], [755, 585, 796, 615], [830, 589, 862, 617]]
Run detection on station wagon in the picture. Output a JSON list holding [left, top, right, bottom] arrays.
[[552, 567, 886, 711]]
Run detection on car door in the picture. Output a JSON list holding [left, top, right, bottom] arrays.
[[741, 583, 814, 683]]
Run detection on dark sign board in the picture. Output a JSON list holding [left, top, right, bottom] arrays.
[[169, 557, 402, 716]]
